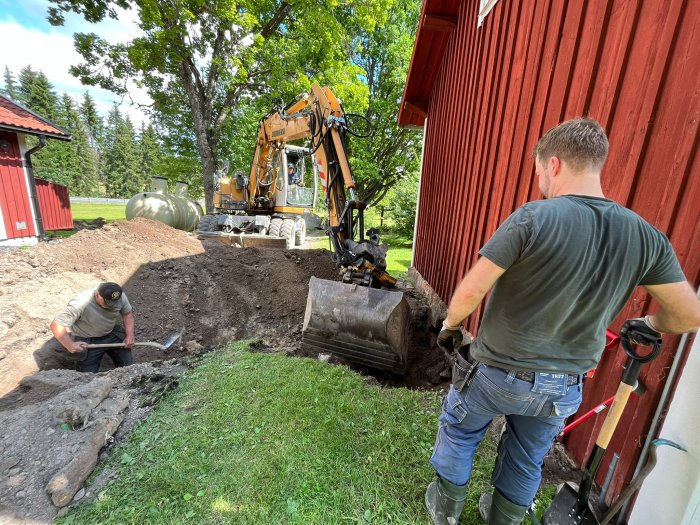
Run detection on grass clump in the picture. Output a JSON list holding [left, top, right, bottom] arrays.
[[57, 343, 503, 524]]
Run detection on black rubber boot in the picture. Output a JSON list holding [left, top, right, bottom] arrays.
[[425, 475, 467, 525], [478, 490, 529, 524]]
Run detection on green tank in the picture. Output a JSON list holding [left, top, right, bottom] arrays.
[[126, 177, 203, 231]]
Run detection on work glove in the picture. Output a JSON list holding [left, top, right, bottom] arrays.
[[620, 317, 662, 346], [437, 321, 463, 354]]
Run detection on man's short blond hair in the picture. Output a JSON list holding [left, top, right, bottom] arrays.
[[535, 118, 609, 173]]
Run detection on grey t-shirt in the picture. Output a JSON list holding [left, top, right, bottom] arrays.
[[54, 289, 132, 338], [472, 195, 686, 374]]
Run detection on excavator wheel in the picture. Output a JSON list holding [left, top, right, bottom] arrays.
[[294, 220, 306, 246], [280, 219, 296, 249], [197, 215, 218, 233], [269, 218, 283, 237]]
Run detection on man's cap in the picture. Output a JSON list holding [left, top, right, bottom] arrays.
[[97, 282, 123, 307]]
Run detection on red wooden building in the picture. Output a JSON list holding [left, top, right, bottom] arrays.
[[399, 0, 699, 520], [0, 95, 73, 247]]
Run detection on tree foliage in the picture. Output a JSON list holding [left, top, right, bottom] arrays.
[[47, 0, 392, 212], [1, 65, 154, 198]]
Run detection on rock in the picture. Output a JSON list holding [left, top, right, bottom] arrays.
[[185, 341, 203, 353]]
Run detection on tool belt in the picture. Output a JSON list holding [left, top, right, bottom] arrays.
[[452, 345, 479, 392]]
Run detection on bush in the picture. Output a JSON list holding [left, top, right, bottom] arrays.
[[386, 173, 419, 236]]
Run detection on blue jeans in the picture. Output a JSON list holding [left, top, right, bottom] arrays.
[[73, 327, 133, 373], [430, 363, 583, 507]]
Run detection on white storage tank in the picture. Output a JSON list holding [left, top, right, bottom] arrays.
[[126, 177, 203, 231]]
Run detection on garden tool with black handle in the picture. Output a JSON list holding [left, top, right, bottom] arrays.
[[542, 324, 662, 525]]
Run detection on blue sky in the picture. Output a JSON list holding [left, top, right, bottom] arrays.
[[0, 0, 151, 125]]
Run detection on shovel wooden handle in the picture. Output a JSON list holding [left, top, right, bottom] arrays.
[[86, 342, 165, 349], [596, 382, 635, 449]]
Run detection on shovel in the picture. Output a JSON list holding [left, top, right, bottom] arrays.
[[86, 330, 184, 351], [542, 325, 662, 525]]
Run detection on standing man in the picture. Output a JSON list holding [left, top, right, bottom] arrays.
[[424, 118, 700, 525], [50, 282, 136, 373]]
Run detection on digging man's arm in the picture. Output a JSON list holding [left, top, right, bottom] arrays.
[[122, 311, 135, 348], [50, 320, 88, 354]]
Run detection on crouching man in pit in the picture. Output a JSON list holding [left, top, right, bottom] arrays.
[[50, 282, 135, 373]]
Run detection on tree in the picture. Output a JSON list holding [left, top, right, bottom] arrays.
[[48, 0, 389, 213], [2, 67, 17, 99], [17, 67, 59, 121], [103, 105, 143, 197], [349, 0, 423, 206], [80, 91, 104, 150], [138, 122, 161, 187]]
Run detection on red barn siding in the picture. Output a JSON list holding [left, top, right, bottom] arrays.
[[36, 178, 73, 231], [412, 0, 699, 505], [0, 131, 36, 239]]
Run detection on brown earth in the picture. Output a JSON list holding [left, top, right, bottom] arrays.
[[0, 218, 578, 523]]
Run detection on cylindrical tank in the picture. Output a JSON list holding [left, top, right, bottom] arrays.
[[174, 181, 205, 231], [126, 177, 203, 232]]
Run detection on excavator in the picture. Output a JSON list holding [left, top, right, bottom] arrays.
[[198, 85, 410, 373]]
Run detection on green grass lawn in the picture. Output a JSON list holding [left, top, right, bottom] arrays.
[[70, 202, 127, 222], [56, 343, 507, 525], [45, 202, 127, 239]]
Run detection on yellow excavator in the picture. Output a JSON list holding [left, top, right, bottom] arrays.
[[198, 85, 410, 373]]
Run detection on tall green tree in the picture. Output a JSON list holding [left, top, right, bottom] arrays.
[[350, 0, 423, 206], [48, 0, 389, 212], [79, 91, 104, 150], [2, 67, 17, 99], [138, 122, 161, 187], [17, 67, 59, 121], [103, 105, 143, 197]]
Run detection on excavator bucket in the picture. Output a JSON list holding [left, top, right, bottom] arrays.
[[197, 231, 289, 248], [302, 277, 410, 374]]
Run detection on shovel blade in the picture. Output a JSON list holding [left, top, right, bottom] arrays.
[[543, 483, 599, 525], [162, 330, 184, 350]]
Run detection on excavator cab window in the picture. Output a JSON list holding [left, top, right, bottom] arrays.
[[285, 151, 316, 207]]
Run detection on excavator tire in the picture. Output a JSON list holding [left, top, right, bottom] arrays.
[[302, 277, 410, 374], [269, 218, 283, 237], [280, 219, 295, 249], [197, 215, 218, 233], [294, 220, 306, 246]]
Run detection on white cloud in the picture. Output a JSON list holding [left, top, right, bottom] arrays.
[[0, 5, 151, 127]]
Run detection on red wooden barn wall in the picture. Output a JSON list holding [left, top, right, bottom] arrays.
[[36, 178, 73, 231], [413, 0, 699, 504], [0, 131, 36, 239]]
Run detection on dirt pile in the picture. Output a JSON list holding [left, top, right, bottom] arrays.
[[0, 218, 345, 396]]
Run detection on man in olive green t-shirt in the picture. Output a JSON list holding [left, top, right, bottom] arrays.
[[50, 282, 135, 373], [424, 118, 700, 525]]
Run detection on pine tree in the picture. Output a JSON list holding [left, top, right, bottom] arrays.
[[139, 122, 161, 188], [2, 67, 17, 99], [80, 91, 104, 150], [17, 67, 58, 121], [16, 66, 37, 106], [58, 93, 100, 196], [103, 106, 143, 198]]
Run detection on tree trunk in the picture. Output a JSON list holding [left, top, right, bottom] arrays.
[[178, 61, 217, 213]]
